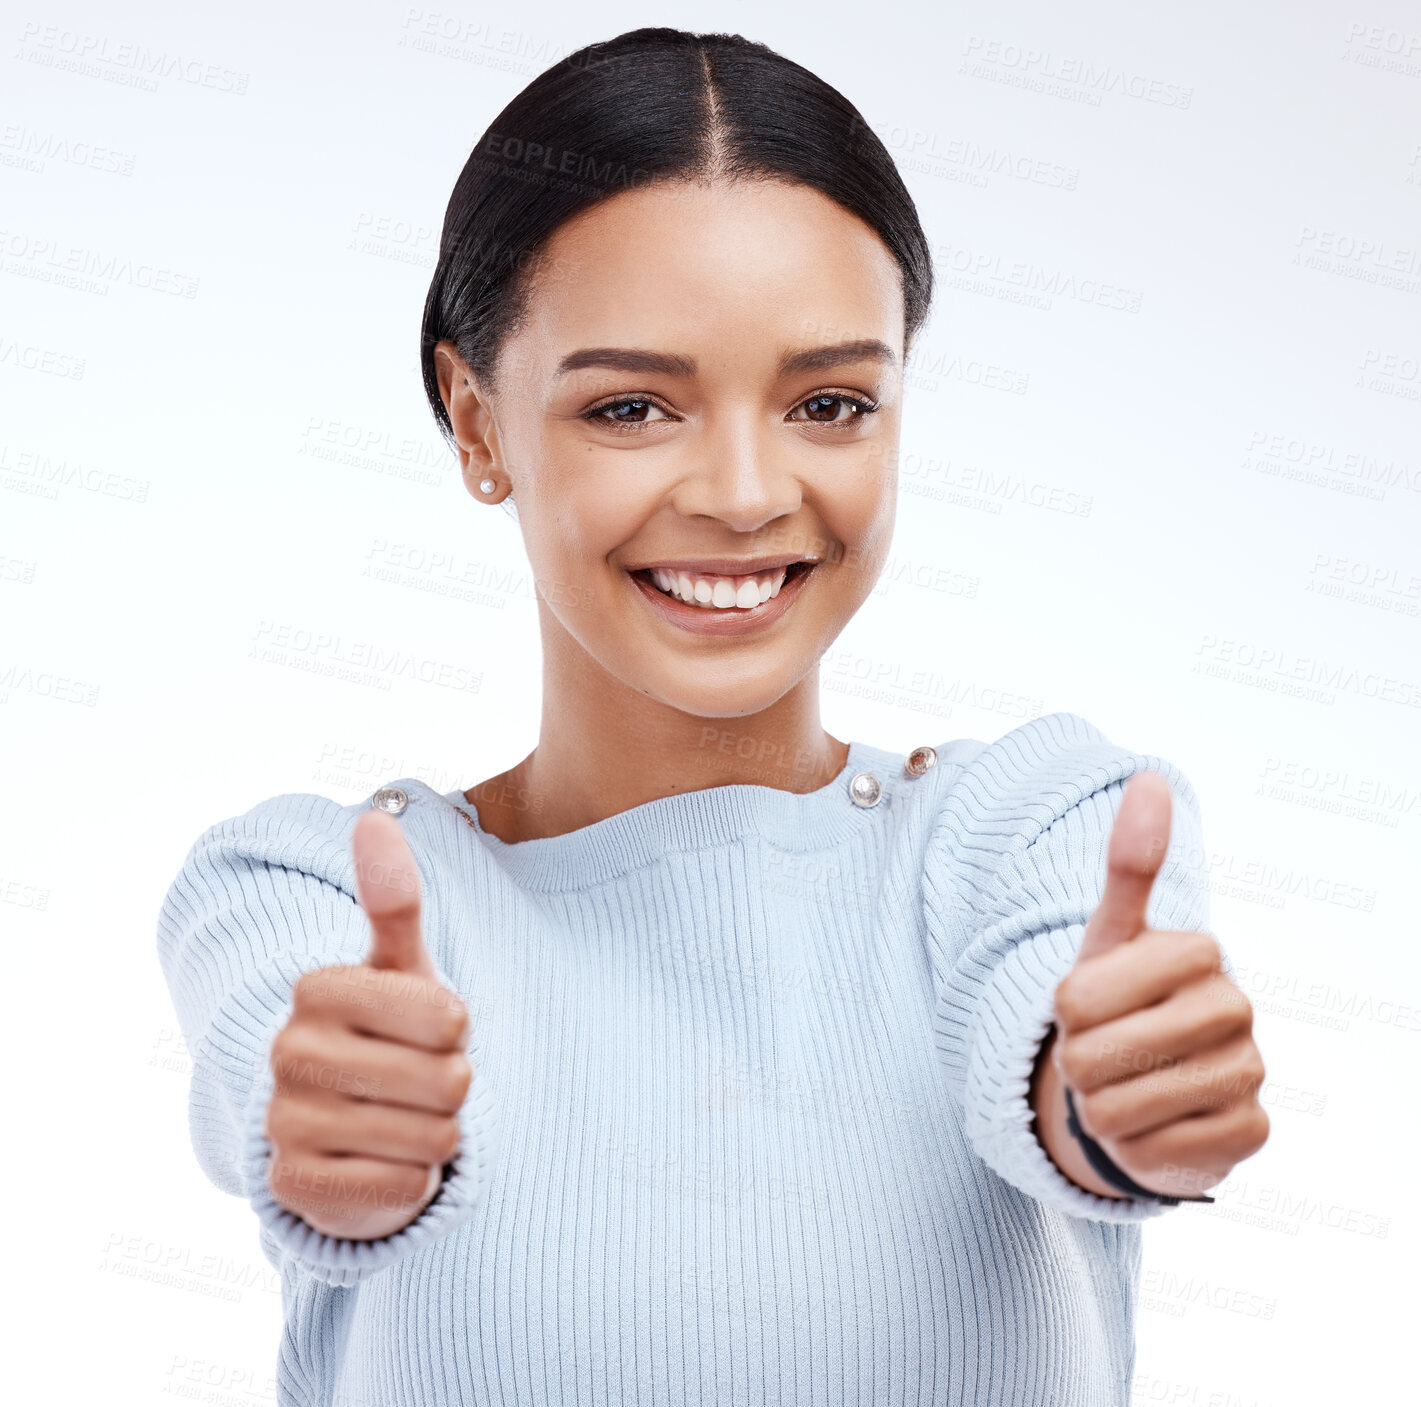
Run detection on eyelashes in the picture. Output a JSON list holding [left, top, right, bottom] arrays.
[[793, 393, 881, 429], [582, 391, 880, 434]]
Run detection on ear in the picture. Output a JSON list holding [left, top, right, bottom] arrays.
[[433, 339, 502, 499]]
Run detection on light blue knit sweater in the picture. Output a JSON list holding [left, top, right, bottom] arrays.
[[156, 710, 1221, 1406]]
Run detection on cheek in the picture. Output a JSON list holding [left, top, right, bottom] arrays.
[[521, 455, 652, 575], [825, 461, 895, 583]]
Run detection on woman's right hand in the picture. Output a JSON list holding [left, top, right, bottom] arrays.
[[263, 808, 474, 1240]]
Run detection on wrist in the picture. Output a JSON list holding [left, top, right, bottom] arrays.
[[1031, 1024, 1215, 1207], [1028, 1025, 1132, 1200]]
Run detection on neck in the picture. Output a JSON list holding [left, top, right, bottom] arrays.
[[470, 638, 848, 845]]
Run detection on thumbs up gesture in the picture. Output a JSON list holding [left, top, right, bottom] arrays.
[[1047, 772, 1270, 1201], [263, 810, 475, 1240]]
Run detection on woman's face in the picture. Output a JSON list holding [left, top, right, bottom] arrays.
[[437, 177, 907, 720]]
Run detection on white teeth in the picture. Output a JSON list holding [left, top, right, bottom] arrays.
[[645, 565, 793, 610]]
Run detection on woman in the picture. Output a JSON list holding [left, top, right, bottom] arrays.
[[158, 26, 1269, 1406]]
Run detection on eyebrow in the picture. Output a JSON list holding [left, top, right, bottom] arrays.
[[552, 338, 897, 380]]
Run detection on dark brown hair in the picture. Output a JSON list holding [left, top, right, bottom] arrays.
[[419, 26, 934, 448]]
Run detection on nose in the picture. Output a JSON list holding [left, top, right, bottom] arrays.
[[668, 417, 804, 535]]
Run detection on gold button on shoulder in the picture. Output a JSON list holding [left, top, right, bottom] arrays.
[[904, 745, 937, 777], [370, 785, 409, 815], [848, 770, 883, 808]]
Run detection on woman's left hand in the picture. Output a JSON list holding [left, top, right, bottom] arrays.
[[1050, 771, 1271, 1201]]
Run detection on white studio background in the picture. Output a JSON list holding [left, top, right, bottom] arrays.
[[4, 1, 1414, 1401]]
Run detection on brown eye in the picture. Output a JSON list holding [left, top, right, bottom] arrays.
[[792, 393, 878, 426], [585, 397, 672, 428]]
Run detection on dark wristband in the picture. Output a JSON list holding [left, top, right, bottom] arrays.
[[1062, 1084, 1215, 1205]]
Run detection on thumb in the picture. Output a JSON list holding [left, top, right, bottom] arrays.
[[1073, 770, 1173, 966], [352, 809, 436, 980]]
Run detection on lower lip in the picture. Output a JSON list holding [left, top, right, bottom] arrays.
[[627, 565, 817, 636]]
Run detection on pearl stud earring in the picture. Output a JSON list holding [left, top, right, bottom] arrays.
[[479, 478, 496, 495]]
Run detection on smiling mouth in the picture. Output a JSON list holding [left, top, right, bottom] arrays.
[[628, 560, 818, 610]]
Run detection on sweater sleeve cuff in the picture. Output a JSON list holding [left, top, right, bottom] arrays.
[[239, 958, 501, 1288], [953, 918, 1172, 1224]]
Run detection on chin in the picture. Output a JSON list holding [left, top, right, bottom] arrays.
[[633, 669, 801, 722]]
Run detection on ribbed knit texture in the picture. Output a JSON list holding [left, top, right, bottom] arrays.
[[156, 710, 1223, 1406]]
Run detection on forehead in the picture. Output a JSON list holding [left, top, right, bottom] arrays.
[[517, 178, 904, 367]]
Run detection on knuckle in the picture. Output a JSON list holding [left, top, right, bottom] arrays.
[[1223, 988, 1254, 1033], [443, 1053, 473, 1107], [435, 990, 470, 1048], [1116, 1140, 1161, 1180], [268, 1148, 307, 1197], [1057, 1035, 1092, 1088], [269, 1025, 311, 1083], [1238, 1043, 1266, 1086], [1208, 968, 1248, 1007], [1183, 930, 1222, 977], [389, 1159, 434, 1201], [1245, 1105, 1271, 1155], [277, 1023, 324, 1073], [1080, 1092, 1122, 1141], [1200, 989, 1249, 1043], [265, 1096, 295, 1145], [1053, 976, 1086, 1028], [295, 965, 349, 1008], [399, 970, 432, 1001], [433, 1115, 462, 1164], [369, 967, 409, 1007], [446, 1006, 471, 1049]]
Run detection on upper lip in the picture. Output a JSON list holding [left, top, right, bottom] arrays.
[[628, 556, 819, 576]]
